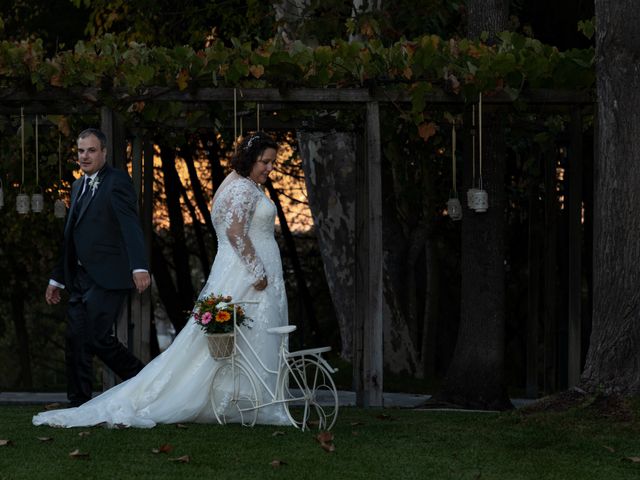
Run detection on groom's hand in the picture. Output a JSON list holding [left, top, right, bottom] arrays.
[[133, 271, 151, 293], [45, 285, 61, 305]]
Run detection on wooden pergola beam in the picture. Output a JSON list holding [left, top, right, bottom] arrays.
[[0, 87, 593, 112]]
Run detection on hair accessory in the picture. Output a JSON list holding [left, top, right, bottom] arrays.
[[245, 134, 259, 151]]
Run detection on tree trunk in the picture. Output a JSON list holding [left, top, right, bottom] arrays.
[[380, 181, 424, 377], [273, 0, 307, 42], [580, 1, 640, 395], [467, 0, 509, 39], [436, 106, 512, 409], [434, 0, 512, 410], [152, 233, 188, 332], [265, 180, 319, 346], [182, 139, 215, 238], [179, 182, 210, 277], [298, 130, 422, 374], [297, 131, 357, 358], [159, 143, 195, 314]]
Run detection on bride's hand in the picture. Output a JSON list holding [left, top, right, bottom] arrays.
[[253, 276, 268, 291]]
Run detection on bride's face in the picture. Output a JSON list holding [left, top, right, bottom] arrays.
[[249, 148, 276, 185]]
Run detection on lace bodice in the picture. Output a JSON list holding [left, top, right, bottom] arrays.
[[211, 176, 275, 283]]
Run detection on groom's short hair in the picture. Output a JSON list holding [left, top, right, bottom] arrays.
[[78, 128, 108, 151]]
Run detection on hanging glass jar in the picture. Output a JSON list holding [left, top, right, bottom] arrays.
[[467, 93, 488, 213], [16, 188, 30, 214], [53, 198, 66, 218]]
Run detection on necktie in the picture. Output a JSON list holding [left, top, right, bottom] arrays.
[[73, 176, 90, 220]]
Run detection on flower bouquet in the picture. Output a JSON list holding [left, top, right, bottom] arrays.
[[193, 294, 251, 359]]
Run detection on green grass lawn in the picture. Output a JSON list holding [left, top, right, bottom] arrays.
[[1, 401, 640, 480]]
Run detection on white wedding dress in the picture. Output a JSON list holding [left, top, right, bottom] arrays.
[[33, 173, 290, 428]]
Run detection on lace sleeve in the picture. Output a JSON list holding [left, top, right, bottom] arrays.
[[215, 180, 266, 282]]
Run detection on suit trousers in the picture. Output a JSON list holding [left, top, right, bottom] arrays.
[[66, 266, 145, 406]]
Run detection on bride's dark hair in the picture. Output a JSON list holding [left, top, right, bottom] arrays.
[[231, 132, 278, 177]]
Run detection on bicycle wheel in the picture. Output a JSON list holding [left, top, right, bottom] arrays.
[[278, 357, 339, 431], [211, 361, 260, 427]]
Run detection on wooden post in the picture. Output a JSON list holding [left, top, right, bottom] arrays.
[[101, 107, 128, 389], [101, 107, 115, 166], [526, 176, 542, 398], [129, 133, 151, 363], [567, 108, 583, 387], [543, 148, 559, 393], [140, 139, 155, 361], [353, 130, 365, 403], [100, 107, 126, 169], [355, 102, 384, 407]]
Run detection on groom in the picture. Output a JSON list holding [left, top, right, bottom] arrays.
[[45, 128, 150, 407]]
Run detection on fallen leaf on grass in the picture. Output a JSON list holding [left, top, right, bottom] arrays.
[[271, 431, 285, 437], [623, 456, 640, 463], [44, 403, 61, 411], [602, 445, 615, 453], [152, 444, 174, 454], [78, 431, 91, 437], [0, 440, 13, 446], [375, 413, 393, 421], [36, 437, 53, 442], [176, 424, 188, 429], [315, 431, 335, 453], [320, 442, 336, 453], [168, 455, 190, 463], [316, 432, 333, 444], [270, 459, 287, 468], [69, 448, 89, 459]]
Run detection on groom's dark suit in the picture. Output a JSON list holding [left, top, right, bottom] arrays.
[[51, 162, 148, 406]]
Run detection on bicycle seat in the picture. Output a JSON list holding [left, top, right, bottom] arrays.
[[267, 325, 297, 335]]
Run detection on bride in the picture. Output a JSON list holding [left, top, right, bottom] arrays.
[[33, 132, 290, 428]]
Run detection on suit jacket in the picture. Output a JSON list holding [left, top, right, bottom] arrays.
[[51, 164, 148, 290]]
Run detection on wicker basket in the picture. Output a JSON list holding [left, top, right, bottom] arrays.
[[206, 333, 235, 359]]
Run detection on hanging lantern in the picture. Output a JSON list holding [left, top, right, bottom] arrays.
[[446, 123, 462, 221], [31, 187, 44, 213], [468, 93, 488, 213], [467, 104, 479, 208], [16, 190, 30, 214], [0, 178, 4, 209], [447, 196, 463, 220], [54, 198, 66, 218], [468, 179, 489, 212]]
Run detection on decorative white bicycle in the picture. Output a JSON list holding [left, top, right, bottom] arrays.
[[209, 303, 339, 431]]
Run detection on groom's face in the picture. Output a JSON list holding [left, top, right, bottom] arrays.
[[77, 134, 107, 176]]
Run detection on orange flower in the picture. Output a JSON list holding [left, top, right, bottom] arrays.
[[215, 310, 231, 323]]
